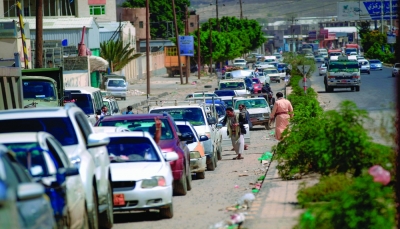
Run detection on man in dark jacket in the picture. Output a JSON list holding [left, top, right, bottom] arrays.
[[221, 107, 247, 160]]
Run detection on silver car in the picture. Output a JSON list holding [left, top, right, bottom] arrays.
[[319, 64, 327, 76], [0, 145, 55, 229]]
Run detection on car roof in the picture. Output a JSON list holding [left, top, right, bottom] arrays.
[[93, 126, 130, 133], [65, 87, 101, 94], [0, 132, 40, 143], [99, 113, 169, 122], [101, 131, 153, 139], [0, 107, 70, 119]]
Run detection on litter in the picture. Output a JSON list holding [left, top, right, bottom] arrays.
[[258, 152, 273, 161], [234, 185, 239, 188], [238, 174, 248, 177], [237, 193, 255, 208]]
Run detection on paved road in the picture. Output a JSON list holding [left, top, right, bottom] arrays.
[[311, 64, 395, 111], [113, 76, 284, 229]]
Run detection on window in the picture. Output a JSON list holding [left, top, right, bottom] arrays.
[[150, 108, 206, 126], [190, 22, 194, 27], [89, 5, 106, 15], [107, 137, 160, 162], [139, 21, 144, 28]]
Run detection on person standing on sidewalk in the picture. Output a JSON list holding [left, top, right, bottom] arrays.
[[222, 107, 247, 160], [124, 106, 134, 114], [270, 92, 293, 141], [239, 104, 250, 150]]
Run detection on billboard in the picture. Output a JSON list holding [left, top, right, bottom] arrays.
[[308, 31, 317, 39], [337, 1, 398, 21], [178, 36, 194, 57]]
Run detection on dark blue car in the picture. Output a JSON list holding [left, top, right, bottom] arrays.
[[277, 63, 287, 73]]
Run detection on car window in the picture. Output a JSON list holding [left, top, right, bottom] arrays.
[[235, 99, 268, 109], [99, 118, 174, 140], [46, 137, 69, 167], [1, 156, 20, 188], [214, 90, 235, 96], [65, 93, 94, 115], [150, 107, 206, 126], [107, 137, 160, 162], [75, 112, 93, 144], [5, 153, 31, 183], [177, 125, 198, 141], [0, 118, 78, 146]]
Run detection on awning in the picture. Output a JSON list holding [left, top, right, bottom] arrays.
[[89, 56, 108, 72]]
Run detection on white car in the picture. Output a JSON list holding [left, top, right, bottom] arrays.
[[0, 132, 88, 228], [0, 104, 114, 229], [103, 97, 121, 116], [319, 64, 327, 76], [233, 59, 247, 67], [263, 68, 282, 83], [185, 92, 218, 100], [176, 121, 208, 179], [104, 131, 178, 218], [93, 126, 131, 133]]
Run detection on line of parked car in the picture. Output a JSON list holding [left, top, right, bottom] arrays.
[[0, 77, 277, 228]]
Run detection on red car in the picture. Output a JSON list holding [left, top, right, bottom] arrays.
[[95, 113, 192, 196], [252, 78, 263, 93]]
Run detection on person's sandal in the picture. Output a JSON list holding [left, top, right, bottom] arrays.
[[232, 156, 244, 160]]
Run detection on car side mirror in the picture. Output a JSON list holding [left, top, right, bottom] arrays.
[[17, 183, 45, 200], [216, 123, 223, 128], [163, 152, 179, 162], [87, 133, 110, 148], [199, 135, 209, 142], [207, 117, 217, 125]]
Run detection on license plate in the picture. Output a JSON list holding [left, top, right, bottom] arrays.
[[341, 80, 347, 83], [113, 194, 125, 206]]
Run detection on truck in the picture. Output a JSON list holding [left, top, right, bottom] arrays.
[[301, 43, 319, 54], [0, 54, 64, 109], [324, 56, 361, 92], [165, 46, 187, 77], [345, 44, 359, 56], [21, 67, 64, 108]]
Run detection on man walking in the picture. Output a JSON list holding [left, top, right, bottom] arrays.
[[238, 104, 251, 150], [222, 107, 247, 160], [270, 92, 293, 141]]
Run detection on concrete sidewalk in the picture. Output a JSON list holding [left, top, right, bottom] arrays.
[[244, 161, 304, 229]]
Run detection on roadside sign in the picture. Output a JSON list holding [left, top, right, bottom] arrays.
[[297, 65, 311, 75], [387, 34, 396, 44], [178, 36, 194, 57]]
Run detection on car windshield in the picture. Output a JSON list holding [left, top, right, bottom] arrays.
[[150, 108, 206, 126], [0, 118, 78, 146], [234, 60, 245, 63], [107, 137, 160, 162], [264, 59, 275, 63], [64, 93, 94, 115], [235, 99, 268, 109], [264, 69, 278, 74], [177, 125, 197, 140], [107, 80, 125, 87], [329, 62, 359, 72], [220, 82, 245, 90], [252, 79, 260, 83], [369, 60, 381, 64], [223, 99, 233, 107], [395, 64, 400, 68], [4, 142, 60, 177], [277, 64, 286, 68], [330, 53, 341, 56], [360, 61, 369, 65], [214, 90, 235, 96], [22, 80, 57, 100], [99, 119, 174, 140]]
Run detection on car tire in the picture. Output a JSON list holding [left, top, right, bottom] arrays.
[[196, 171, 205, 179], [214, 150, 218, 168], [186, 165, 192, 191], [368, 71, 370, 75], [217, 143, 222, 160], [356, 86, 360, 92], [207, 154, 216, 171], [159, 203, 174, 219], [88, 187, 99, 229], [173, 169, 187, 196], [98, 180, 113, 229], [265, 121, 272, 130]]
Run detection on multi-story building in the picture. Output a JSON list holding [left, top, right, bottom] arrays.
[[0, 0, 116, 22]]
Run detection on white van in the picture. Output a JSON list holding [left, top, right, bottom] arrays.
[[105, 78, 127, 100], [64, 87, 103, 125], [263, 56, 277, 63]]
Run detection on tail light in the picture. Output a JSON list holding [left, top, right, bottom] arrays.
[[328, 75, 335, 79], [353, 75, 360, 79]]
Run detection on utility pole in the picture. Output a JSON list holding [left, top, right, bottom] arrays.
[[381, 0, 384, 34], [185, 5, 189, 84], [145, 0, 150, 94], [390, 0, 393, 31], [209, 19, 213, 76], [35, 0, 43, 68], [197, 14, 201, 80], [288, 16, 296, 52], [239, 0, 243, 20], [16, 1, 28, 69], [216, 0, 223, 75], [172, 0, 183, 84]]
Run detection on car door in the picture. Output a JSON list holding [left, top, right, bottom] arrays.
[[75, 112, 108, 195], [2, 153, 55, 228], [46, 137, 85, 225]]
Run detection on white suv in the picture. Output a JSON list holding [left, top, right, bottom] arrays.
[[149, 103, 220, 171], [0, 104, 114, 229]]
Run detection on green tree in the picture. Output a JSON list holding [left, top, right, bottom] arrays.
[[100, 40, 142, 71], [122, 0, 190, 38]]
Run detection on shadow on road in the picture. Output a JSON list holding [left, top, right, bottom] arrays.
[[317, 90, 356, 94], [114, 211, 162, 224]]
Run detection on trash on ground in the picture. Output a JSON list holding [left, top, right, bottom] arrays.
[[258, 152, 273, 161], [237, 193, 255, 208], [238, 174, 248, 177]]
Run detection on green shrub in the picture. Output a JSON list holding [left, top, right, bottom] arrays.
[[295, 174, 395, 229], [297, 174, 354, 207]]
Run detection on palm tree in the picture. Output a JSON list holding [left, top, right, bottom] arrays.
[[100, 40, 142, 72]]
